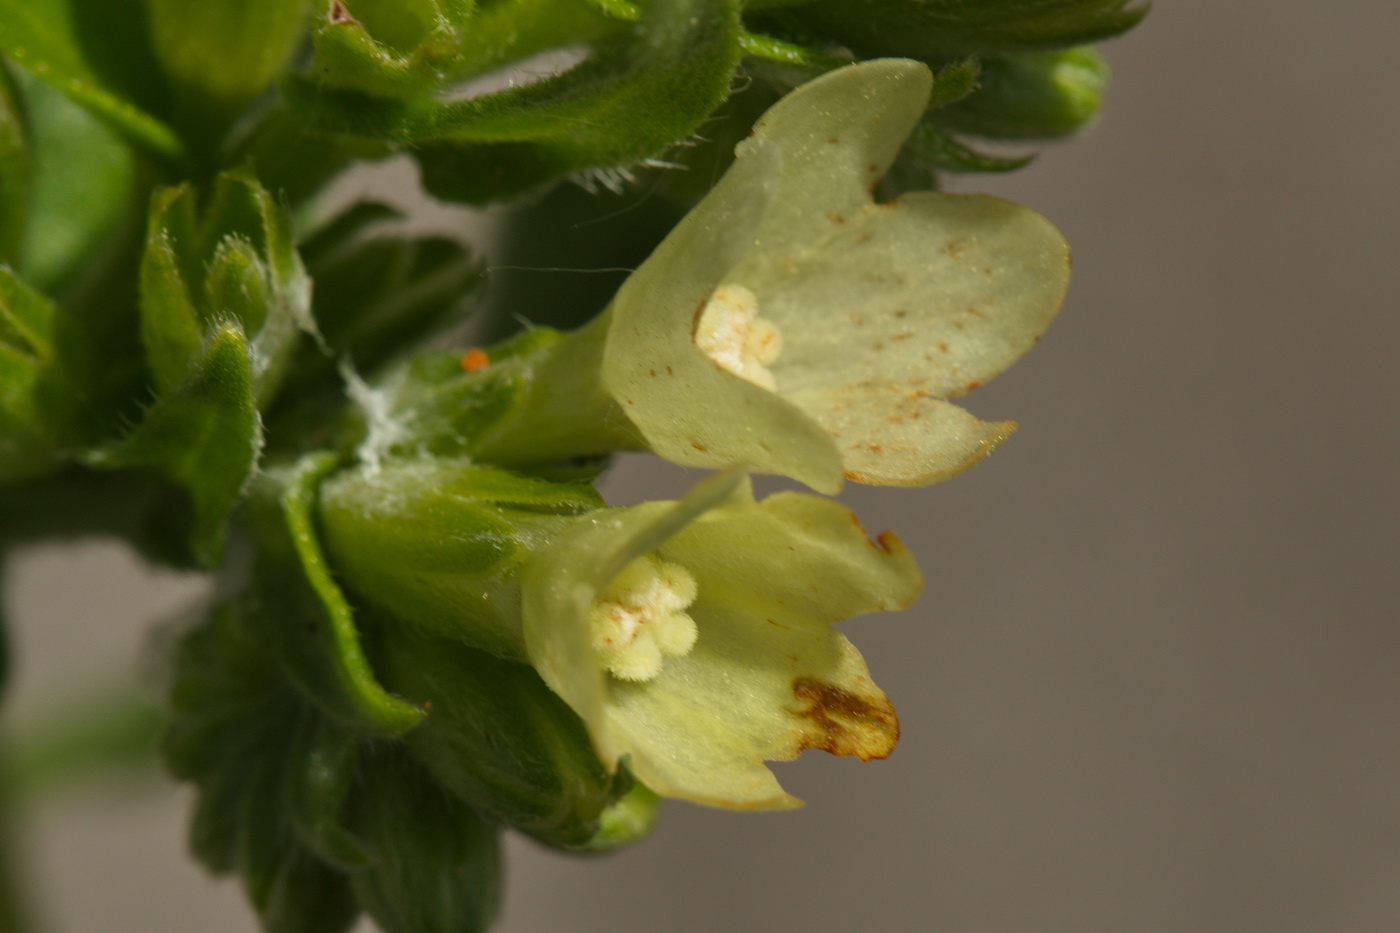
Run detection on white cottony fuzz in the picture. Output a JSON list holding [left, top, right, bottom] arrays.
[[694, 283, 783, 391], [588, 555, 699, 682]]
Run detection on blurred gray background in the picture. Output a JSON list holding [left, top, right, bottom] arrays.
[[7, 0, 1399, 930]]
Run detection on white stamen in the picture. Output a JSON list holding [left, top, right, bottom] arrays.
[[694, 283, 783, 391], [588, 555, 699, 682]]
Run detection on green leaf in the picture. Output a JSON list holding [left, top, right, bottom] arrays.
[[145, 0, 311, 146], [903, 120, 1035, 173], [0, 63, 28, 265], [15, 71, 137, 293], [237, 103, 393, 208], [274, 205, 480, 403], [368, 618, 642, 849], [0, 267, 82, 483], [288, 719, 372, 870], [0, 0, 184, 162], [305, 0, 477, 98], [163, 604, 363, 933], [290, 0, 742, 203], [937, 47, 1109, 140], [84, 324, 260, 564], [246, 453, 425, 734], [347, 749, 502, 933], [789, 0, 1148, 57]]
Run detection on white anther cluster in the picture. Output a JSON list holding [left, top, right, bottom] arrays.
[[694, 283, 783, 391], [588, 554, 699, 681]]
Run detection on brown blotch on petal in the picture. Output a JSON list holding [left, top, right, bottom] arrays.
[[791, 677, 899, 760]]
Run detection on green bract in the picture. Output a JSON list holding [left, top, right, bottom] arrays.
[[470, 60, 1071, 492]]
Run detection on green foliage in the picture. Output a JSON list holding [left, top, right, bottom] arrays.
[[0, 0, 183, 161], [245, 454, 425, 734], [0, 267, 82, 482], [289, 0, 743, 203], [145, 0, 310, 148], [775, 0, 1147, 58], [0, 0, 1144, 929], [82, 324, 259, 564], [14, 72, 137, 294], [0, 64, 27, 266]]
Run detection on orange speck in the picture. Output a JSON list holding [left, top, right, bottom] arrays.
[[461, 348, 490, 372]]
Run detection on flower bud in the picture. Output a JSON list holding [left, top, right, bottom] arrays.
[[938, 48, 1109, 140]]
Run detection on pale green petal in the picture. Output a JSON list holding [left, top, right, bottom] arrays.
[[783, 382, 1015, 486], [606, 633, 886, 809], [600, 143, 843, 492], [731, 58, 932, 258], [521, 470, 748, 757], [747, 192, 1069, 400]]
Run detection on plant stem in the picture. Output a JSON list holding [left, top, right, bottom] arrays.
[[0, 750, 37, 933]]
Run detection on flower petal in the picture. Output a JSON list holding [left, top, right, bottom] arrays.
[[786, 379, 1015, 486], [600, 141, 844, 492], [521, 469, 749, 757], [604, 491, 921, 808]]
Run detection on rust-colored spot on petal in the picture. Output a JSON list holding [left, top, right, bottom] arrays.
[[691, 441, 708, 452], [329, 0, 356, 24], [791, 677, 899, 760], [460, 347, 490, 372]]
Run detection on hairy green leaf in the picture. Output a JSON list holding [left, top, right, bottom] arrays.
[[0, 64, 28, 265], [306, 0, 476, 98], [15, 72, 136, 293], [789, 0, 1148, 57], [0, 0, 184, 161], [0, 267, 82, 482], [348, 749, 502, 933], [163, 604, 362, 933], [145, 0, 311, 146], [289, 0, 742, 202], [245, 453, 425, 734], [84, 324, 260, 564], [362, 612, 644, 850]]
